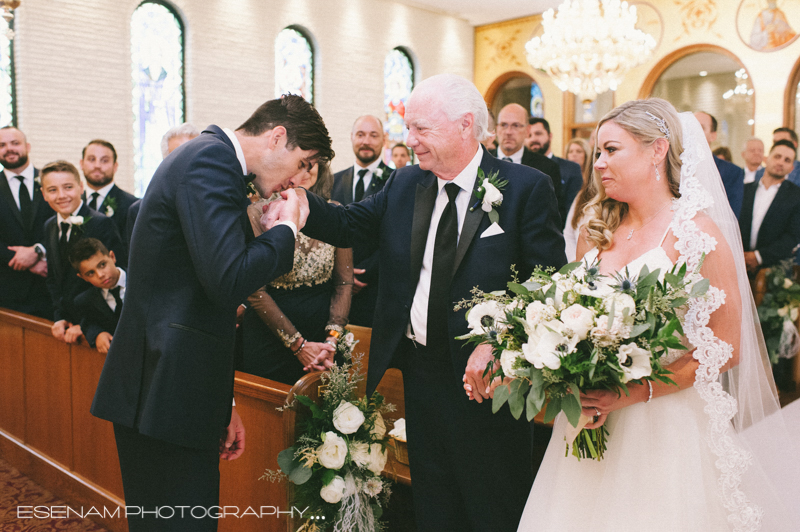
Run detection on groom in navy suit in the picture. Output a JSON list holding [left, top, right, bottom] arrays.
[[280, 74, 567, 532], [91, 95, 334, 532]]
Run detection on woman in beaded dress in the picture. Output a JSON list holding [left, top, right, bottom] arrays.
[[240, 162, 353, 385]]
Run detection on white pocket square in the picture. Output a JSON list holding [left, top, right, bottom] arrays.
[[480, 222, 504, 238]]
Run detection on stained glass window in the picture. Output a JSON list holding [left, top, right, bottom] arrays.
[[0, 19, 15, 127], [131, 1, 185, 197], [384, 48, 414, 142], [530, 82, 544, 119], [275, 27, 314, 103]]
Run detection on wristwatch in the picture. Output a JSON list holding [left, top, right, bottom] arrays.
[[33, 243, 46, 260]]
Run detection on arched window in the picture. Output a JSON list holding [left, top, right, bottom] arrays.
[[0, 19, 15, 127], [275, 27, 314, 103], [131, 1, 185, 197], [487, 73, 545, 122], [384, 47, 414, 142], [785, 56, 800, 130]]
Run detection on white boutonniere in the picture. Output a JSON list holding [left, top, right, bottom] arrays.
[[471, 168, 508, 224], [66, 215, 85, 226], [375, 165, 390, 182], [103, 197, 118, 217]]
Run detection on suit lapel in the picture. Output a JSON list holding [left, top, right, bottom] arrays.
[[29, 182, 45, 233], [0, 171, 24, 228], [740, 184, 756, 249], [366, 162, 388, 198], [410, 172, 437, 290], [758, 183, 789, 247], [47, 219, 63, 282], [342, 167, 355, 204], [453, 153, 492, 275], [91, 288, 116, 321]]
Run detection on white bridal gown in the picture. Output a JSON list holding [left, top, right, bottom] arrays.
[[518, 245, 733, 531]]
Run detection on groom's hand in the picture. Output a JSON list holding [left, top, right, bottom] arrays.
[[220, 406, 245, 461]]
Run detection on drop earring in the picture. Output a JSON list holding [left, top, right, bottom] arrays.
[[653, 162, 661, 181]]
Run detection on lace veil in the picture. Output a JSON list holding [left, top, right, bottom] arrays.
[[674, 112, 800, 531]]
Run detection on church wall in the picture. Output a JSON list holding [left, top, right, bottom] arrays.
[[12, 0, 474, 192]]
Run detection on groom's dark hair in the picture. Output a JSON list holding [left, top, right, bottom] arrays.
[[237, 94, 334, 164]]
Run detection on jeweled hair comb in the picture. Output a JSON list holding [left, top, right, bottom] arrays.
[[645, 111, 670, 140]]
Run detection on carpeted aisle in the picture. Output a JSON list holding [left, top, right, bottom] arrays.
[[0, 458, 108, 531]]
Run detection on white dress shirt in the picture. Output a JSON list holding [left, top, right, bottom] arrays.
[[744, 167, 760, 185], [408, 146, 483, 345], [750, 179, 782, 263], [4, 164, 35, 210], [352, 158, 382, 199], [85, 181, 115, 211], [57, 201, 85, 241], [497, 146, 524, 164], [223, 127, 296, 238], [102, 268, 126, 312]]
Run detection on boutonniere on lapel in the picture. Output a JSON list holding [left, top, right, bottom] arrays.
[[67, 215, 90, 236], [470, 168, 508, 224], [103, 197, 118, 217], [374, 165, 391, 183]]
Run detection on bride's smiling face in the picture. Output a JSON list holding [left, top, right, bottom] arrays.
[[594, 121, 655, 203]]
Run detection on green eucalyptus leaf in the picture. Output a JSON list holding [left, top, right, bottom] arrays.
[[558, 261, 583, 275], [562, 393, 581, 428], [488, 209, 500, 225], [629, 323, 652, 338], [544, 396, 562, 423], [492, 384, 510, 414], [508, 379, 530, 420], [278, 447, 313, 485], [690, 278, 710, 298], [508, 282, 530, 296]]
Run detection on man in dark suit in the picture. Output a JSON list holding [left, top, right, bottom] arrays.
[[491, 104, 563, 224], [740, 140, 800, 273], [0, 126, 53, 319], [527, 117, 583, 226], [40, 160, 127, 343], [331, 115, 392, 326], [278, 75, 567, 532], [80, 139, 137, 242], [90, 95, 333, 532], [755, 127, 800, 186], [694, 111, 745, 218]]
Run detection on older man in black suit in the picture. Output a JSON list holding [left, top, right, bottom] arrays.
[[275, 74, 566, 532], [91, 95, 333, 532], [0, 126, 53, 319], [80, 139, 137, 242]]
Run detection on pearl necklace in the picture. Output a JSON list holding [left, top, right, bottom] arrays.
[[626, 201, 671, 240]]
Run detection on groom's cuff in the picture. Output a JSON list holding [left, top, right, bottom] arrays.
[[276, 221, 297, 238], [754, 250, 762, 265]]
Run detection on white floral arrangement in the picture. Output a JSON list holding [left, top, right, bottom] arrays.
[[458, 257, 709, 460], [263, 347, 395, 532]]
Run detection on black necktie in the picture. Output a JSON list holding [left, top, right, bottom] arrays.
[[110, 286, 123, 317], [502, 157, 512, 162], [354, 169, 368, 202], [59, 222, 70, 266], [427, 183, 460, 349], [15, 176, 31, 227], [89, 192, 100, 211]]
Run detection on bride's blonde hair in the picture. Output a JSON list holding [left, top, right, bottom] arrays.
[[583, 98, 683, 250]]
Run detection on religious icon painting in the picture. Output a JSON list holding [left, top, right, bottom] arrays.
[[737, 0, 799, 52]]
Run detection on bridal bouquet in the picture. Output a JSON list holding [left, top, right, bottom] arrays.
[[263, 337, 395, 532], [458, 258, 708, 460], [756, 262, 800, 365]]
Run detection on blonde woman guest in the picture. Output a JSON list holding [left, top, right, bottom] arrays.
[[563, 137, 593, 261]]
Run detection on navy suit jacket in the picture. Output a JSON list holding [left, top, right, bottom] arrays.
[[715, 156, 744, 218], [91, 125, 296, 451], [739, 180, 800, 267], [491, 147, 563, 223], [44, 204, 126, 323], [552, 155, 583, 225], [75, 285, 120, 347], [126, 199, 141, 247], [303, 147, 567, 394], [84, 184, 137, 243], [0, 168, 54, 312]]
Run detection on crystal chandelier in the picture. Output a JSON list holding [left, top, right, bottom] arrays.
[[1, 0, 19, 40], [526, 0, 655, 102]]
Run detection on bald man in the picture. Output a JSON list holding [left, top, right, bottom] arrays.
[[331, 115, 393, 326]]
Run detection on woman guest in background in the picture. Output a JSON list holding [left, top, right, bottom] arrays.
[[563, 137, 593, 261], [240, 162, 353, 385], [712, 145, 733, 162]]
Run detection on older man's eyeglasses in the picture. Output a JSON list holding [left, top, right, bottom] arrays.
[[497, 122, 526, 131]]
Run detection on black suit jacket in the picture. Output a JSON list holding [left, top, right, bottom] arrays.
[[330, 161, 392, 325], [84, 184, 138, 242], [553, 155, 583, 225], [0, 168, 54, 315], [91, 125, 296, 451], [715, 156, 745, 219], [304, 147, 567, 394], [126, 199, 141, 247], [739, 180, 800, 267], [491, 147, 564, 224], [74, 286, 120, 347], [44, 204, 126, 323]]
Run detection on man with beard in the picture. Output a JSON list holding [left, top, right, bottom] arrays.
[[331, 115, 392, 326], [527, 117, 583, 227], [0, 126, 53, 318], [80, 140, 137, 242]]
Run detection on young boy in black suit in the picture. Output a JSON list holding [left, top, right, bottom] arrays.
[[41, 160, 126, 343], [70, 238, 124, 354]]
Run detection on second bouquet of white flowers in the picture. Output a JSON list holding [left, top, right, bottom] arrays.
[[458, 257, 709, 460]]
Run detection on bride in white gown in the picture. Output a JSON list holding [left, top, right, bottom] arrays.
[[517, 99, 800, 531]]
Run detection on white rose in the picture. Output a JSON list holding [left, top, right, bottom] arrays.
[[344, 332, 355, 346], [317, 431, 348, 470], [525, 300, 556, 331], [500, 349, 525, 377], [105, 206, 115, 217], [605, 293, 636, 318], [367, 443, 388, 475], [349, 441, 371, 468], [332, 401, 365, 434], [522, 322, 576, 370], [481, 179, 503, 211], [320, 475, 347, 504], [778, 306, 789, 318], [467, 301, 507, 335], [66, 215, 84, 225], [363, 477, 383, 497], [617, 342, 652, 383], [792, 308, 799, 322], [784, 278, 793, 289], [560, 304, 595, 341], [388, 418, 406, 441], [370, 412, 386, 439]]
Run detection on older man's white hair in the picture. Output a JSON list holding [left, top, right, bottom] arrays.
[[413, 74, 489, 142], [160, 123, 201, 158]]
